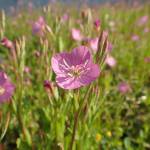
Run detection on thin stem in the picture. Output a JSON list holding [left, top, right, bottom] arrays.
[[69, 86, 92, 150]]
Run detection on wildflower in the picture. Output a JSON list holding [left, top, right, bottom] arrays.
[[144, 27, 149, 33], [89, 34, 112, 53], [106, 131, 112, 137], [105, 55, 116, 68], [94, 19, 101, 31], [32, 16, 46, 36], [131, 35, 139, 41], [34, 50, 41, 57], [51, 46, 100, 89], [71, 28, 83, 41], [144, 57, 150, 63], [95, 133, 102, 142], [107, 42, 113, 52], [1, 37, 14, 50], [24, 67, 30, 73], [61, 13, 69, 22], [89, 37, 99, 52], [137, 15, 148, 26], [0, 71, 15, 103], [118, 82, 131, 94]]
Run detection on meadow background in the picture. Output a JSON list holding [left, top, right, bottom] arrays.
[[0, 0, 150, 150]]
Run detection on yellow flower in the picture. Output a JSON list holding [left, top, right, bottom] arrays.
[[95, 133, 102, 142], [107, 131, 112, 137]]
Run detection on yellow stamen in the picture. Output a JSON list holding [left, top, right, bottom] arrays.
[[0, 86, 5, 95]]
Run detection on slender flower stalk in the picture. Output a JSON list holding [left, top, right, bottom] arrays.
[[69, 85, 92, 150]]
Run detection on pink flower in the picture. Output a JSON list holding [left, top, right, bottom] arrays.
[[0, 71, 15, 103], [32, 16, 46, 36], [61, 13, 69, 22], [131, 35, 139, 41], [118, 82, 131, 94], [51, 46, 100, 89], [105, 55, 116, 68], [89, 37, 99, 52], [71, 28, 83, 41], [107, 43, 113, 52], [137, 15, 148, 26], [144, 57, 150, 63], [34, 50, 41, 57], [1, 37, 14, 50], [89, 36, 113, 53], [24, 67, 30, 73], [94, 19, 101, 29], [144, 27, 149, 33]]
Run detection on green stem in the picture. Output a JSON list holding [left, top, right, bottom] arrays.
[[69, 86, 92, 150]]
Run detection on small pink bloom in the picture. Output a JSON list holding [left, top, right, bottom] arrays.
[[89, 37, 99, 52], [144, 57, 150, 63], [105, 55, 116, 68], [94, 19, 101, 29], [24, 67, 30, 73], [144, 27, 149, 33], [131, 35, 139, 41], [1, 37, 14, 50], [71, 28, 83, 41], [107, 42, 113, 52], [118, 82, 131, 94], [0, 71, 15, 103], [89, 36, 112, 53], [51, 46, 100, 89], [34, 50, 41, 57], [61, 13, 69, 22], [32, 16, 46, 36], [137, 15, 148, 26]]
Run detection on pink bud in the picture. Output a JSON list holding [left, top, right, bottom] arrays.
[[71, 28, 83, 41], [105, 55, 116, 68], [94, 19, 101, 29], [1, 37, 14, 50]]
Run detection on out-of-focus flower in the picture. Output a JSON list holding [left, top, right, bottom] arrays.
[[144, 57, 150, 63], [32, 16, 46, 36], [1, 37, 14, 50], [71, 28, 83, 41], [0, 71, 15, 103], [89, 37, 99, 52], [106, 131, 112, 137], [51, 46, 100, 89], [34, 50, 41, 57], [95, 133, 102, 142], [131, 35, 139, 41], [24, 67, 30, 73], [88, 32, 112, 53], [61, 13, 69, 22], [105, 55, 116, 68], [144, 27, 149, 33], [107, 42, 113, 52], [118, 82, 131, 94], [137, 15, 148, 26], [94, 19, 101, 30], [109, 21, 115, 28]]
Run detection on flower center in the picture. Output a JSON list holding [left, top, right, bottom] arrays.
[[71, 67, 81, 77], [0, 86, 5, 95]]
